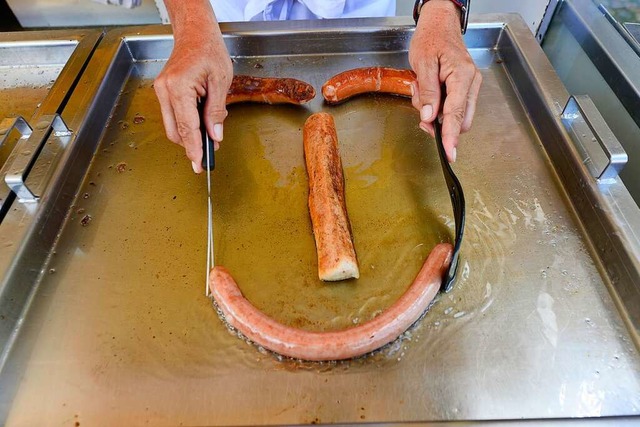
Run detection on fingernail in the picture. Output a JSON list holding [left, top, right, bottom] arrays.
[[420, 105, 433, 121], [213, 123, 223, 141], [419, 122, 429, 133], [192, 161, 199, 173], [214, 140, 220, 151], [410, 83, 415, 97], [451, 147, 457, 163]]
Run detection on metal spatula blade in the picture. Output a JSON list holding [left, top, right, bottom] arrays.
[[433, 117, 465, 293], [198, 98, 215, 297]]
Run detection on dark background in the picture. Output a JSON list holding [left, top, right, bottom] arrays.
[[1, 0, 21, 31]]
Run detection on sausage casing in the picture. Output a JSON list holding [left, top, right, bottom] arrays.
[[227, 75, 316, 105], [322, 67, 416, 104], [209, 243, 453, 361], [303, 112, 359, 281]]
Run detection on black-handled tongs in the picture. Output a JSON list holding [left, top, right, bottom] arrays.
[[199, 99, 216, 296], [433, 93, 466, 293], [198, 99, 215, 172]]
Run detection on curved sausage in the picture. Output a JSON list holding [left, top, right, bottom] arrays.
[[227, 75, 316, 105], [209, 243, 453, 361], [322, 67, 416, 104], [304, 113, 359, 281]]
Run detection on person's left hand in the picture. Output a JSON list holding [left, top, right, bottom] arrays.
[[408, 0, 482, 162]]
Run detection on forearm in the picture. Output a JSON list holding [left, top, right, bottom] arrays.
[[164, 0, 220, 42]]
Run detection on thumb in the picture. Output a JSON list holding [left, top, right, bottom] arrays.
[[414, 58, 442, 126]]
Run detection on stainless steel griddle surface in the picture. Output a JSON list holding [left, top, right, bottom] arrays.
[[1, 18, 639, 425]]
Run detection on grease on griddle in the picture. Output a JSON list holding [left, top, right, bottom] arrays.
[[116, 162, 127, 173], [80, 214, 92, 227]]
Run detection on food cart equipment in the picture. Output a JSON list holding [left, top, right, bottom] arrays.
[[0, 16, 639, 425]]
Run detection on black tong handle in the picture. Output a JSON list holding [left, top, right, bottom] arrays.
[[433, 92, 466, 293], [198, 98, 215, 171]]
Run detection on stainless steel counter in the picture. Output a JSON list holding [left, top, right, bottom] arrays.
[[0, 16, 639, 425], [0, 28, 101, 381], [542, 0, 640, 207]]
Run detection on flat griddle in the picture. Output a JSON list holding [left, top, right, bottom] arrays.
[[0, 17, 639, 425]]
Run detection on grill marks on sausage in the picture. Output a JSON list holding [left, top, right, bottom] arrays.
[[227, 75, 316, 105], [322, 67, 416, 104]]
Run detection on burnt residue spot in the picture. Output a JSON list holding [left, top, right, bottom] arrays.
[[116, 162, 127, 173], [80, 214, 92, 227], [77, 208, 85, 215], [82, 193, 90, 199], [133, 114, 145, 124], [172, 195, 177, 200], [49, 268, 56, 274], [89, 181, 96, 186], [253, 62, 263, 69]]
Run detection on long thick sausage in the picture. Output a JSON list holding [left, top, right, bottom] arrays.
[[304, 112, 359, 281], [209, 243, 453, 361], [227, 75, 316, 105], [322, 67, 416, 104]]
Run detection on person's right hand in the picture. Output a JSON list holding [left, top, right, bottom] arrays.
[[154, 2, 233, 174]]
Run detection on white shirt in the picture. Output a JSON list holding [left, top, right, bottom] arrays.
[[210, 0, 396, 22]]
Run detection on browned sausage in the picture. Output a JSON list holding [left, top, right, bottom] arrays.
[[322, 67, 416, 104], [303, 112, 359, 281], [209, 243, 453, 361], [226, 75, 316, 105]]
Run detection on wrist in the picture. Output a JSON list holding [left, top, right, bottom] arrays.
[[166, 0, 219, 43], [414, 0, 469, 34]]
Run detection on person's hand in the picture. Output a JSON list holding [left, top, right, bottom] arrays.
[[154, 1, 233, 173], [409, 0, 482, 162]]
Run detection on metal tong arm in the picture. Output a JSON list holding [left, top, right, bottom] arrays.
[[198, 98, 215, 297]]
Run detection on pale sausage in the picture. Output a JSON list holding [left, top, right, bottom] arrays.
[[209, 243, 453, 361]]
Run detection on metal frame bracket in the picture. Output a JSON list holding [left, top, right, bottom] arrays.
[[0, 116, 33, 148], [561, 95, 628, 185], [3, 114, 70, 203]]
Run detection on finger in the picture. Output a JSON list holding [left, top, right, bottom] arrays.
[[204, 79, 229, 150], [442, 72, 474, 162], [411, 81, 421, 111], [419, 121, 434, 137], [154, 79, 181, 145], [414, 57, 441, 125], [461, 71, 482, 133], [170, 90, 204, 173]]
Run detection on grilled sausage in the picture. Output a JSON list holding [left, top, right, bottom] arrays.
[[227, 75, 316, 105], [322, 67, 416, 104], [209, 243, 453, 361], [304, 112, 359, 281]]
